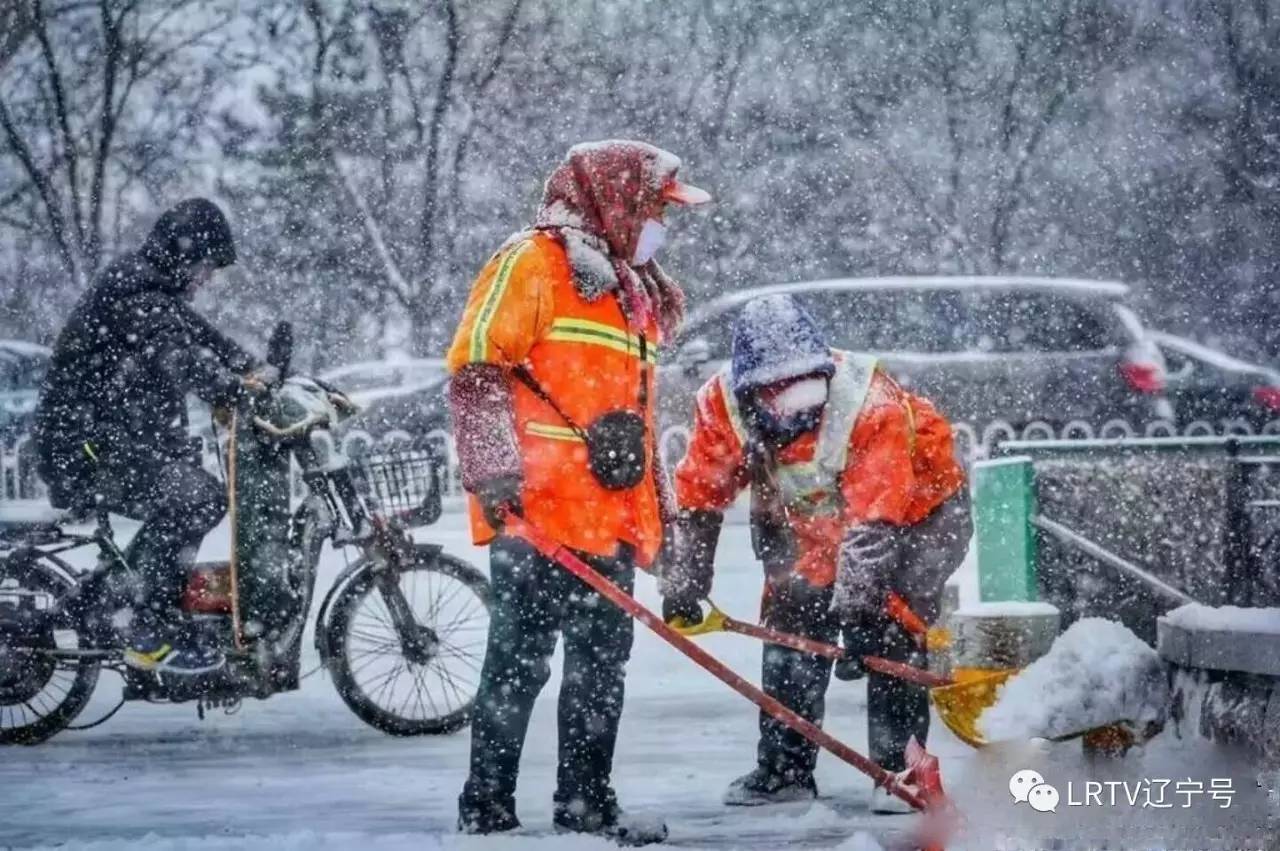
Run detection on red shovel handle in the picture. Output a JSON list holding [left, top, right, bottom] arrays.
[[718, 614, 844, 659], [861, 655, 953, 688], [720, 614, 953, 687], [502, 516, 928, 812]]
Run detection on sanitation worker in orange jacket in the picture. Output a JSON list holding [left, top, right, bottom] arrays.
[[659, 294, 970, 812], [446, 140, 709, 843]]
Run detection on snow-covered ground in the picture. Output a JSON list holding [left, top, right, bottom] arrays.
[[0, 514, 1274, 850]]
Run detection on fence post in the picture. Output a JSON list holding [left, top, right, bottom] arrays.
[[972, 456, 1038, 602], [1222, 439, 1250, 607]]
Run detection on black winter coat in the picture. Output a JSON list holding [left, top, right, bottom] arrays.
[[35, 252, 255, 508]]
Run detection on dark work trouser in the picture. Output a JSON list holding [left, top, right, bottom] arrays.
[[459, 534, 636, 819], [760, 491, 971, 778], [758, 585, 930, 779], [862, 616, 930, 773], [757, 580, 838, 780], [103, 459, 228, 621], [865, 491, 972, 772]]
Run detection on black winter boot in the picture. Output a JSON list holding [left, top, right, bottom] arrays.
[[553, 790, 668, 846], [723, 765, 818, 806], [457, 794, 520, 834]]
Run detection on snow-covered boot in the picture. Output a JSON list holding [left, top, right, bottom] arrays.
[[553, 797, 668, 846], [723, 766, 818, 806], [457, 797, 520, 834], [870, 785, 915, 814]]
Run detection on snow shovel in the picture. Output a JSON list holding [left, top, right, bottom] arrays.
[[666, 602, 1012, 749], [669, 599, 953, 688], [674, 601, 1138, 753], [502, 515, 948, 818], [673, 588, 948, 653], [933, 673, 1144, 752]]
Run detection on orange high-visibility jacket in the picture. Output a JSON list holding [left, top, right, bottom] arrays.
[[674, 351, 965, 586], [447, 232, 664, 565]]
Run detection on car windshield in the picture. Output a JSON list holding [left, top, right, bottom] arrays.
[[690, 288, 1118, 356]]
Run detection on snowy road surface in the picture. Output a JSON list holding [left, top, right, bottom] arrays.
[[0, 513, 1274, 850]]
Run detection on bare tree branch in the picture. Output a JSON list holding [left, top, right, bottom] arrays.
[[333, 152, 414, 308], [469, 0, 523, 92], [418, 0, 459, 274], [990, 84, 1068, 269], [85, 0, 124, 273], [448, 0, 525, 226], [0, 93, 77, 280], [0, 0, 35, 69], [32, 0, 86, 251]]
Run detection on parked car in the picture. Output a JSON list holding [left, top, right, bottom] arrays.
[[657, 276, 1175, 461], [318, 358, 447, 405], [319, 358, 451, 451], [0, 340, 51, 445], [1149, 330, 1280, 428]]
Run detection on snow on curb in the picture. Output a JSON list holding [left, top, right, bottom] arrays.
[[1161, 603, 1280, 635], [978, 617, 1168, 742]]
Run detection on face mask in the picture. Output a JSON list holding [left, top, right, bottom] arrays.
[[632, 218, 667, 265], [764, 377, 829, 418]]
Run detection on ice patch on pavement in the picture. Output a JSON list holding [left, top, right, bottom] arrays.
[[1161, 603, 1280, 635], [979, 617, 1168, 741]]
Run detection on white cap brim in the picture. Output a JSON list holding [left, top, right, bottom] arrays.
[[664, 180, 712, 206]]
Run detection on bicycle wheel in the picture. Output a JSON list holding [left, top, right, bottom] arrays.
[[0, 552, 100, 745], [326, 547, 490, 735]]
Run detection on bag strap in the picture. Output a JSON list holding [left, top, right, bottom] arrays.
[[512, 365, 591, 443], [512, 328, 650, 441]]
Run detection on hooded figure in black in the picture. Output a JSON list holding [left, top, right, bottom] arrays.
[[35, 198, 259, 675]]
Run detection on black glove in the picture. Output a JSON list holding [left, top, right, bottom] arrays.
[[662, 593, 704, 627], [474, 475, 523, 529], [829, 522, 900, 624], [834, 621, 871, 681], [657, 509, 722, 626]]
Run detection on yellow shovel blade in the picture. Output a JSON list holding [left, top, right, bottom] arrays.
[[929, 667, 1016, 748]]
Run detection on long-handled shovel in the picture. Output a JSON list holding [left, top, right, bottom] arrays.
[[669, 599, 953, 688], [682, 601, 1145, 752], [671, 599, 1004, 747], [503, 515, 946, 817]]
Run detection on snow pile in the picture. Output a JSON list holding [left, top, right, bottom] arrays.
[[978, 617, 1169, 742], [1161, 603, 1280, 635]]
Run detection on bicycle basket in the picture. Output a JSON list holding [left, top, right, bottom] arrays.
[[351, 449, 443, 527]]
